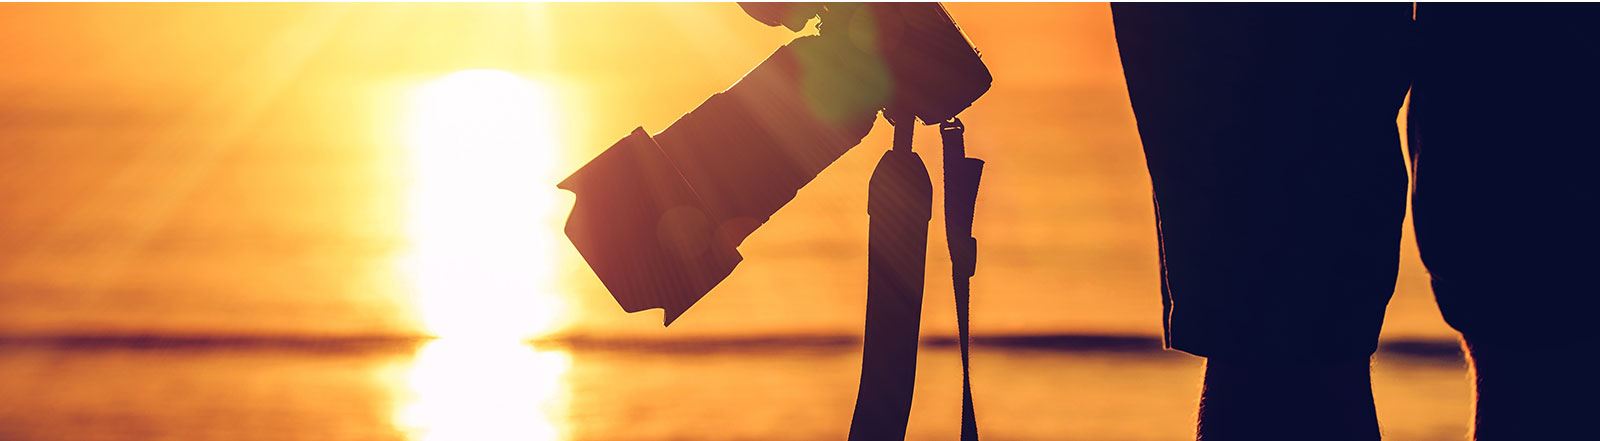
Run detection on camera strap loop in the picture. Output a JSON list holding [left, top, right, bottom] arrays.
[[942, 118, 983, 441]]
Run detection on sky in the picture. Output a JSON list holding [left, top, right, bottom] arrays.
[[0, 3, 1452, 342]]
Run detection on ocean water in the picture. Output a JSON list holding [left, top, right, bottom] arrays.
[[0, 338, 1472, 441]]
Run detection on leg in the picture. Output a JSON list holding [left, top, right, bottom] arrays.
[[1410, 4, 1600, 439], [1113, 3, 1412, 439], [1198, 358, 1378, 440]]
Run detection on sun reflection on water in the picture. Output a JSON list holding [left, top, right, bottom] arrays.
[[395, 340, 572, 441], [393, 69, 572, 440]]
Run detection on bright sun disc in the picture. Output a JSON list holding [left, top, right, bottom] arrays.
[[403, 69, 567, 343]]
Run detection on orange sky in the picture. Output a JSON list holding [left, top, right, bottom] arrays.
[[0, 3, 1451, 341]]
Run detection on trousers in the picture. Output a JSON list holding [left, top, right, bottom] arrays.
[[1112, 3, 1600, 361]]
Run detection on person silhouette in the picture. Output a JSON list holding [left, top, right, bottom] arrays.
[[1112, 3, 1600, 440]]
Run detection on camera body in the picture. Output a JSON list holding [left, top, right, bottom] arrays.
[[559, 3, 990, 325], [817, 2, 992, 124]]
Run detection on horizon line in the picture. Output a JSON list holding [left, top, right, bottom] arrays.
[[0, 332, 1466, 361]]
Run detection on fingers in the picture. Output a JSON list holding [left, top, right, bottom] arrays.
[[738, 2, 825, 32]]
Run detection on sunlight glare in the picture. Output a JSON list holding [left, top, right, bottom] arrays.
[[403, 69, 568, 343]]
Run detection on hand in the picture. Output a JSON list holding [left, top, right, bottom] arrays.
[[738, 3, 826, 32]]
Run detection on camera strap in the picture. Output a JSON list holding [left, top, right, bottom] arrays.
[[851, 123, 933, 441], [942, 118, 983, 441], [847, 119, 982, 441]]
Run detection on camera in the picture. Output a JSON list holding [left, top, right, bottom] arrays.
[[559, 3, 990, 325]]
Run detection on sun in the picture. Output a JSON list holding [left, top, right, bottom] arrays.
[[402, 69, 568, 343]]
